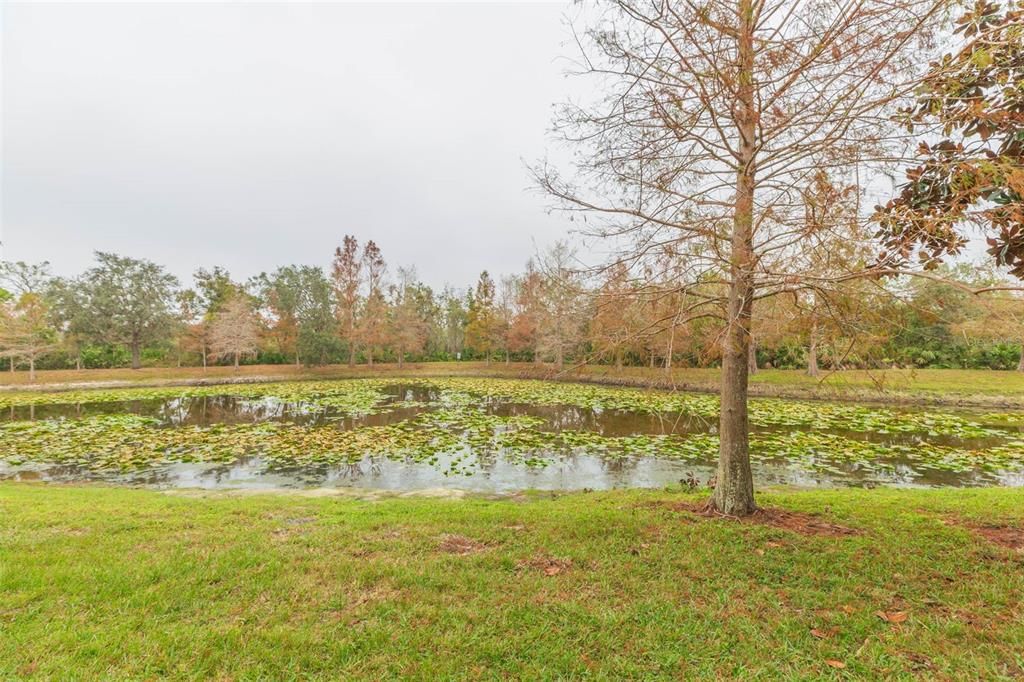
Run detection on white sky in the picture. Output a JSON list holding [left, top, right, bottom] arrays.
[[1, 1, 581, 290]]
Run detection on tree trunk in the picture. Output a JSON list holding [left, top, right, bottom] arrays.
[[555, 345, 564, 370], [201, 345, 207, 371], [367, 348, 374, 367], [130, 341, 141, 370], [348, 345, 356, 368], [76, 352, 82, 371], [748, 336, 758, 375], [615, 350, 623, 371], [398, 348, 404, 369], [233, 351, 240, 370], [806, 317, 820, 377], [664, 322, 675, 375], [711, 0, 757, 516], [29, 357, 36, 383], [1018, 343, 1024, 372]]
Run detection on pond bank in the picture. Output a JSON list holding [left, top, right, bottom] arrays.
[[1, 363, 1023, 408]]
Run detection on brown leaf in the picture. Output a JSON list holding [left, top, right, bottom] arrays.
[[838, 605, 855, 615], [825, 660, 846, 669], [544, 565, 564, 576], [811, 627, 838, 639], [875, 610, 909, 624]]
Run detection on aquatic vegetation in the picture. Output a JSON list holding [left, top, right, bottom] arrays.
[[0, 380, 397, 416], [1, 377, 1021, 486]]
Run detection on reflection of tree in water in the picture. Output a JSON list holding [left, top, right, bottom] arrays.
[[164, 396, 292, 426], [195, 461, 242, 484], [2, 400, 153, 423], [336, 461, 367, 481], [596, 453, 644, 479], [489, 402, 712, 439]]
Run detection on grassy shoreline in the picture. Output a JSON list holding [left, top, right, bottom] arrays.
[[1, 484, 1022, 679], [2, 362, 1024, 408]]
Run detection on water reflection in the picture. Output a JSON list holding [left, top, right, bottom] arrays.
[[1, 383, 1021, 491]]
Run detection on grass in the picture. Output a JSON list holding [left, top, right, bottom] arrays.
[[2, 484, 1022, 679], [3, 362, 1024, 407]]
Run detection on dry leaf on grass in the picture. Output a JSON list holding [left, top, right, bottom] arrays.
[[875, 610, 909, 624]]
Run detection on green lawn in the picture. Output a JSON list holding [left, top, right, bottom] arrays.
[[2, 484, 1022, 679]]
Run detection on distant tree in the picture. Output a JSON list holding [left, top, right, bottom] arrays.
[[388, 267, 429, 368], [591, 263, 640, 369], [331, 236, 363, 367], [0, 293, 58, 381], [176, 289, 210, 369], [953, 265, 1024, 371], [293, 267, 339, 366], [357, 241, 388, 366], [649, 287, 694, 375], [46, 278, 91, 370], [536, 243, 585, 369], [74, 252, 179, 369], [437, 286, 468, 358], [193, 266, 239, 316], [509, 262, 544, 364], [748, 294, 796, 373], [253, 267, 307, 366], [465, 271, 499, 363], [208, 296, 260, 369], [961, 293, 1024, 371], [0, 261, 52, 296], [496, 275, 518, 364]]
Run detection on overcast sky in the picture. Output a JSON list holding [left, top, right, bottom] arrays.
[[1, 1, 582, 290]]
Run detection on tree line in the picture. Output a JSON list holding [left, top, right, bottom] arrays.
[[0, 243, 1020, 380]]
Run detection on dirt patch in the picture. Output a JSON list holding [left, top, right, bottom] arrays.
[[972, 524, 1024, 552], [517, 555, 574, 576], [438, 534, 489, 555], [941, 515, 1024, 553], [659, 502, 861, 537]]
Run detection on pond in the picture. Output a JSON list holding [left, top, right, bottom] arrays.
[[1, 378, 1022, 492]]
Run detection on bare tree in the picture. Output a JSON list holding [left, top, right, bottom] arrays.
[[332, 235, 363, 367], [539, 0, 945, 514], [536, 242, 586, 369], [0, 293, 58, 382], [357, 240, 389, 366], [208, 296, 260, 370]]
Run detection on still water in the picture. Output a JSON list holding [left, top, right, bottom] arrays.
[[1, 382, 1021, 491]]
